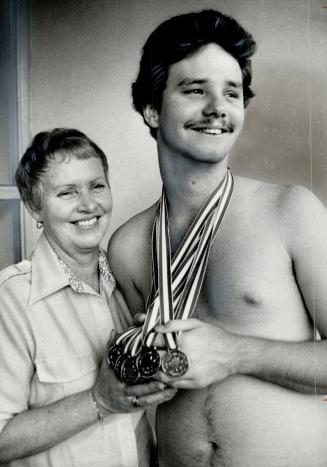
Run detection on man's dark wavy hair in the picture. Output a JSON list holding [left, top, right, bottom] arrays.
[[132, 10, 257, 138]]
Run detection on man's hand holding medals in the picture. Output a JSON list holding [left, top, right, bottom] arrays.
[[107, 172, 235, 389], [154, 318, 241, 389]]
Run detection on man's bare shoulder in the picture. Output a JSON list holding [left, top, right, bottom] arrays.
[[254, 177, 326, 227], [108, 204, 157, 283], [276, 182, 327, 253], [236, 175, 326, 248], [236, 175, 323, 213], [109, 204, 157, 253]]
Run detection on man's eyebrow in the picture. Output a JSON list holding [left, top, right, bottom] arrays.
[[177, 79, 243, 88], [227, 80, 242, 88], [177, 78, 207, 87]]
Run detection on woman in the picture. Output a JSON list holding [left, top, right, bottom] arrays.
[[0, 128, 176, 466]]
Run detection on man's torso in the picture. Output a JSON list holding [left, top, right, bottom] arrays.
[[110, 176, 327, 467]]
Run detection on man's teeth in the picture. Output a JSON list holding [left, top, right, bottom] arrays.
[[77, 217, 97, 227], [197, 128, 223, 135]]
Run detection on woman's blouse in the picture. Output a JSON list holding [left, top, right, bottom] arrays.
[[0, 233, 153, 466]]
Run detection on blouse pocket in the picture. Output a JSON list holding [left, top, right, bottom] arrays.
[[34, 354, 98, 404]]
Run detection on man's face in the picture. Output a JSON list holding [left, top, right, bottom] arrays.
[[149, 43, 245, 164]]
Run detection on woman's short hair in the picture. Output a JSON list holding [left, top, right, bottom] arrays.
[[132, 9, 257, 138], [15, 128, 109, 213]]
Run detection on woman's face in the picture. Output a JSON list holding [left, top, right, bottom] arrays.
[[37, 153, 112, 258]]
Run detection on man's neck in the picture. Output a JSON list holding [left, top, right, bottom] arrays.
[[159, 152, 229, 218], [157, 148, 230, 251]]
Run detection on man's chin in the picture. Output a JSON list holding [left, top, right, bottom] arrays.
[[187, 150, 229, 165]]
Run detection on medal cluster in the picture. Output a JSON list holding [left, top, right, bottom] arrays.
[[108, 172, 234, 386], [107, 332, 189, 384]]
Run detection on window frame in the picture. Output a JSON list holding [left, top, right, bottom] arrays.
[[0, 0, 33, 266]]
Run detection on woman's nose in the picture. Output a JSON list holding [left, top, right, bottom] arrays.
[[202, 94, 226, 118], [77, 192, 97, 211]]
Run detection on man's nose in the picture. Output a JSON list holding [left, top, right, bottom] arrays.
[[202, 94, 226, 118], [77, 192, 97, 211]]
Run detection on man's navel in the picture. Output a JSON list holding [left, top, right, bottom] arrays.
[[242, 290, 263, 306]]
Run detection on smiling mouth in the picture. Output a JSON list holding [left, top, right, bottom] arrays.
[[190, 126, 232, 136], [195, 128, 224, 135], [72, 217, 99, 228]]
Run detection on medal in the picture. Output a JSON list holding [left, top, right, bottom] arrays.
[[107, 342, 123, 369], [114, 353, 128, 380], [106, 327, 142, 384], [161, 348, 189, 377], [107, 172, 234, 384], [121, 356, 139, 384], [137, 346, 161, 378]]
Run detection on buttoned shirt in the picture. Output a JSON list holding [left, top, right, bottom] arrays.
[[0, 234, 153, 466]]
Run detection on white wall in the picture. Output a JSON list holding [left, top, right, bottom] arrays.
[[25, 0, 327, 253]]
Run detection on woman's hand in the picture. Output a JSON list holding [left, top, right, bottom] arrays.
[[92, 332, 177, 416]]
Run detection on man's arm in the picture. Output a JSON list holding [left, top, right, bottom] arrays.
[[108, 216, 152, 316], [155, 318, 327, 393], [155, 186, 327, 394]]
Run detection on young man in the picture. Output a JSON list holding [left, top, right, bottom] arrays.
[[109, 10, 327, 467]]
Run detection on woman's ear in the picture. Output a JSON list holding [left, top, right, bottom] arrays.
[[25, 204, 41, 223], [26, 207, 43, 230], [143, 105, 159, 129]]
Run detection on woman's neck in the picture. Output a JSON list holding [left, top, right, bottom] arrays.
[[45, 234, 100, 292]]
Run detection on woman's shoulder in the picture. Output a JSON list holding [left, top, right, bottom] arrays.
[[0, 260, 32, 290], [0, 260, 33, 335]]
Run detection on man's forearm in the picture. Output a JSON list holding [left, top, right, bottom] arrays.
[[154, 319, 326, 393], [235, 335, 327, 394]]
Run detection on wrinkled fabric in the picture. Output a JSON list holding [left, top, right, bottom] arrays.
[[0, 234, 152, 466]]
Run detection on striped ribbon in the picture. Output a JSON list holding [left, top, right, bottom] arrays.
[[140, 169, 234, 351], [117, 170, 234, 356]]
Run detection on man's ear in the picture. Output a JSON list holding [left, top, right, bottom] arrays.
[[143, 105, 159, 129]]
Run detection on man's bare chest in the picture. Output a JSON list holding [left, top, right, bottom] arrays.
[[134, 199, 312, 340], [194, 228, 312, 339]]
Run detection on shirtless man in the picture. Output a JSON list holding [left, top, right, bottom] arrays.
[[108, 10, 327, 467]]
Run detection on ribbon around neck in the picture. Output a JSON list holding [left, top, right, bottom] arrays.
[[120, 170, 234, 356], [115, 170, 234, 358]]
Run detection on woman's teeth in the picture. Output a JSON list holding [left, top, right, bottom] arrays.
[[76, 217, 97, 227]]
